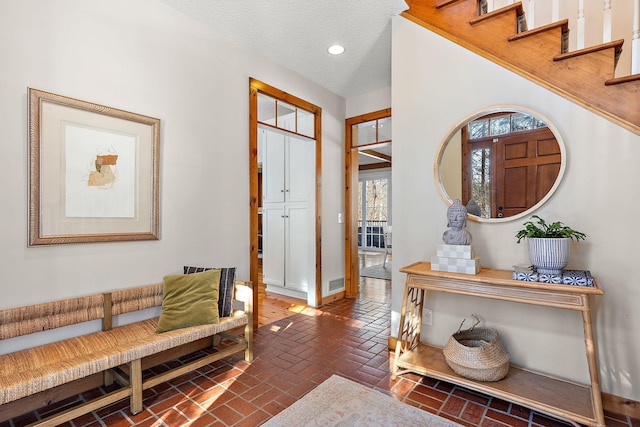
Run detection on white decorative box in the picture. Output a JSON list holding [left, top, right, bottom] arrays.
[[436, 244, 474, 260], [431, 256, 481, 275]]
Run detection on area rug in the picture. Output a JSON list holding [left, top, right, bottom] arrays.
[[360, 262, 392, 280], [262, 375, 462, 427]]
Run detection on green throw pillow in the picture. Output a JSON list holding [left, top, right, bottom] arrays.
[[156, 268, 221, 333]]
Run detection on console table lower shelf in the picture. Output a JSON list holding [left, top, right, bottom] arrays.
[[395, 343, 596, 426], [392, 262, 605, 427]]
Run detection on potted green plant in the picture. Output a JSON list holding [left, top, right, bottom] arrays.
[[516, 215, 587, 274]]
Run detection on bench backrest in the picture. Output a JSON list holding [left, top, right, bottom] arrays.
[[0, 284, 183, 338], [104, 284, 164, 330], [0, 280, 250, 340], [0, 294, 105, 340], [110, 284, 163, 315]]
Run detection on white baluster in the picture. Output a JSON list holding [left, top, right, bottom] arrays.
[[490, 0, 517, 10], [551, 0, 560, 22], [525, 0, 535, 28], [602, 0, 612, 43], [576, 0, 586, 49], [633, 0, 640, 74]]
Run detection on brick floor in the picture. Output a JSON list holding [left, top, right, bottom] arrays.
[[1, 298, 637, 427]]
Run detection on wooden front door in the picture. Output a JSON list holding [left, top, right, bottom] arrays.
[[463, 127, 560, 218], [496, 127, 561, 217]]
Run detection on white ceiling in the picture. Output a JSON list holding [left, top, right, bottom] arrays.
[[160, 0, 408, 98]]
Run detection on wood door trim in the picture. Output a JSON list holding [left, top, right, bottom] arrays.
[[249, 78, 322, 328], [344, 108, 392, 298]]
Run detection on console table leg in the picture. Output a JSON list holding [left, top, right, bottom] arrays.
[[581, 297, 605, 426], [392, 286, 426, 379]]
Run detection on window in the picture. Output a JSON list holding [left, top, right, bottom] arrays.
[[352, 117, 392, 147], [470, 147, 492, 218], [257, 93, 314, 138], [468, 112, 546, 139], [357, 175, 390, 249]]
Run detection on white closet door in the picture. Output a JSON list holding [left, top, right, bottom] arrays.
[[285, 205, 314, 292], [262, 130, 285, 204], [262, 205, 285, 288], [260, 127, 315, 296], [286, 136, 315, 203]]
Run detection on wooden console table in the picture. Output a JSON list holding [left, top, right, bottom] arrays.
[[392, 262, 605, 427]]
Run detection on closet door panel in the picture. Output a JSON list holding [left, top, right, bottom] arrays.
[[262, 205, 285, 287], [262, 130, 286, 204], [285, 205, 314, 292], [287, 136, 315, 203]]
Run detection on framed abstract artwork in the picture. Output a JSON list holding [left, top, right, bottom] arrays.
[[28, 88, 160, 246]]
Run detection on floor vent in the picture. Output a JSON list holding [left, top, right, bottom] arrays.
[[329, 278, 345, 292]]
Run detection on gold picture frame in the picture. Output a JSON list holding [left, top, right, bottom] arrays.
[[28, 88, 160, 246]]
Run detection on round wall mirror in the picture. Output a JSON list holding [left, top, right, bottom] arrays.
[[435, 106, 566, 223]]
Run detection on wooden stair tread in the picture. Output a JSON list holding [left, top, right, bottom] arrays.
[[554, 39, 624, 62], [469, 2, 523, 26], [508, 19, 568, 42]]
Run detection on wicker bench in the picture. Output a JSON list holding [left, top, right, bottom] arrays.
[[0, 280, 253, 426]]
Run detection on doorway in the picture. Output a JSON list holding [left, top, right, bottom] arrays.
[[344, 109, 392, 298], [259, 126, 315, 298], [249, 79, 322, 328], [358, 173, 390, 253]]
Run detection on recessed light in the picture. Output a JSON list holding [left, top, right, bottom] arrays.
[[327, 44, 345, 55]]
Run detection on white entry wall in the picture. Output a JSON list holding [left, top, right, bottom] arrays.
[[391, 15, 640, 401], [0, 0, 347, 354]]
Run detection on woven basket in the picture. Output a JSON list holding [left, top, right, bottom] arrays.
[[443, 325, 510, 382]]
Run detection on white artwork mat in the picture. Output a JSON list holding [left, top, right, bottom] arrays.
[[64, 124, 137, 218]]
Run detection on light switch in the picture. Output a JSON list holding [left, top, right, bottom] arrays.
[[338, 213, 344, 223]]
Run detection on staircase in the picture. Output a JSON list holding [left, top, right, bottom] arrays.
[[402, 0, 640, 136]]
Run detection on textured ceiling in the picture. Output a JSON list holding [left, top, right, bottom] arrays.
[[159, 0, 408, 98]]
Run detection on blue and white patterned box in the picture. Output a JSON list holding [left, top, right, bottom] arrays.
[[431, 256, 480, 274], [436, 244, 474, 260], [538, 273, 563, 284], [512, 269, 594, 287], [512, 271, 539, 282], [561, 270, 594, 287]]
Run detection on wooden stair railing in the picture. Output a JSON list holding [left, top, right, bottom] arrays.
[[403, 0, 640, 136]]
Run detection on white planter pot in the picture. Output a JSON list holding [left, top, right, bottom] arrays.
[[528, 237, 570, 274]]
